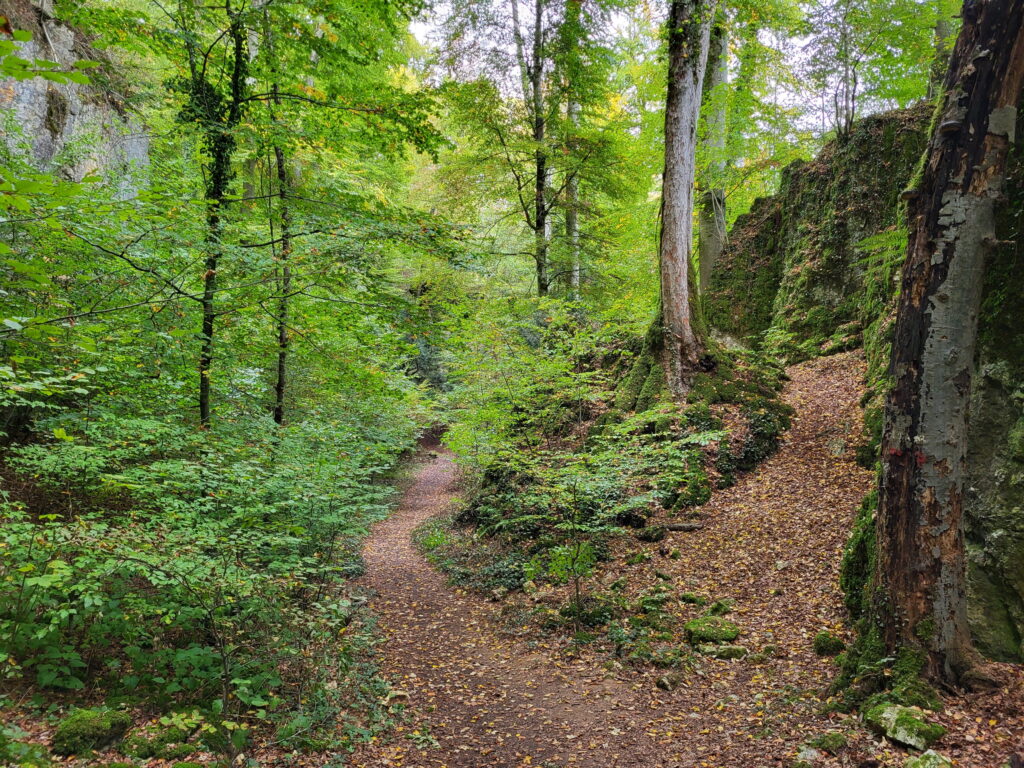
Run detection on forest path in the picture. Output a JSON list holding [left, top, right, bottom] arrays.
[[351, 352, 887, 767]]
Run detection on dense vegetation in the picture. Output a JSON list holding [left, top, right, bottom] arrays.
[[1, 0, 1021, 765]]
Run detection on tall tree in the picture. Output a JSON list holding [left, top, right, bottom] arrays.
[[660, 0, 718, 398], [874, 0, 1024, 687]]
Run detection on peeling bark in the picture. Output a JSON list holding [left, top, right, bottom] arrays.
[[875, 0, 1024, 687]]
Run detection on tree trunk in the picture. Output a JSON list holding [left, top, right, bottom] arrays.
[[272, 134, 292, 426], [698, 21, 727, 293], [875, 0, 1024, 688], [566, 105, 581, 300], [563, 0, 582, 301], [196, 10, 247, 427], [660, 0, 717, 398], [928, 3, 954, 100], [532, 0, 549, 297]]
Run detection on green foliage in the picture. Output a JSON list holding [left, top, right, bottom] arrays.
[[0, 723, 51, 767]]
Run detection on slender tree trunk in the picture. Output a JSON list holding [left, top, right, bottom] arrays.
[[660, 0, 717, 398], [272, 128, 292, 426], [532, 0, 549, 297], [566, 101, 581, 300], [196, 10, 247, 427], [563, 0, 582, 300], [698, 21, 727, 293], [875, 0, 1024, 688], [928, 2, 954, 100]]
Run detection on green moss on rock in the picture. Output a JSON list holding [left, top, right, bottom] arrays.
[[904, 750, 953, 768], [863, 704, 946, 750], [51, 709, 131, 756], [684, 616, 740, 644], [807, 732, 848, 754], [696, 643, 747, 659], [813, 631, 846, 656]]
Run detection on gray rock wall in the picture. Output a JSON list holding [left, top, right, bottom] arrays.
[[0, 0, 148, 192]]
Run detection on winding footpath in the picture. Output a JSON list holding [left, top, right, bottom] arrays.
[[351, 352, 1024, 768]]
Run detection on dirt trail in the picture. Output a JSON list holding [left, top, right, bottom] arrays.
[[352, 351, 1024, 768]]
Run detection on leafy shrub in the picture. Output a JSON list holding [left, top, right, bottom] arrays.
[[0, 405, 415, 755]]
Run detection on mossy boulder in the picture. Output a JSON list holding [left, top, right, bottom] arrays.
[[684, 615, 740, 644], [696, 643, 747, 659], [706, 599, 734, 616], [864, 704, 946, 750], [807, 732, 848, 754], [51, 709, 131, 756], [120, 724, 191, 759], [904, 751, 953, 768], [813, 631, 846, 656]]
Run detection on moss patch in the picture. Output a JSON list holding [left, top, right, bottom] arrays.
[[813, 631, 846, 656], [864, 704, 946, 750], [51, 709, 131, 756], [684, 616, 740, 644]]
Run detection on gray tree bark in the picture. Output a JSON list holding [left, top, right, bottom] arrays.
[[660, 0, 717, 398], [875, 0, 1024, 687]]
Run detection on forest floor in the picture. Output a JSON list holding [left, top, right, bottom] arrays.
[[351, 351, 1024, 768]]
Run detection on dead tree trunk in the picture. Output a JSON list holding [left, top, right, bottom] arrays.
[[698, 21, 727, 293], [875, 0, 1024, 688], [660, 0, 717, 398]]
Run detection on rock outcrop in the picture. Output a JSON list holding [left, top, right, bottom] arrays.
[[706, 103, 1024, 662], [0, 0, 147, 190]]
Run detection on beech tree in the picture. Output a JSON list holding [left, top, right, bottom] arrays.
[[660, 0, 719, 397], [875, 0, 1024, 687]]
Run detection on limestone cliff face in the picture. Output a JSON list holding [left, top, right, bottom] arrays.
[[0, 0, 148, 189], [706, 104, 1024, 662]]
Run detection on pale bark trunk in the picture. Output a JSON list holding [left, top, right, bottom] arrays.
[[928, 3, 953, 100], [875, 0, 1024, 687], [698, 22, 727, 293], [660, 0, 717, 398]]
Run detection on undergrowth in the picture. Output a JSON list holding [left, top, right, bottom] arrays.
[[0, 402, 417, 760]]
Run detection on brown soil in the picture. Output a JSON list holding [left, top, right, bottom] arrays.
[[352, 351, 1024, 768]]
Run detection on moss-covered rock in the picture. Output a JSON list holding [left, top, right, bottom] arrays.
[[863, 704, 946, 750], [706, 599, 734, 616], [813, 631, 846, 656], [120, 724, 190, 759], [904, 750, 953, 768], [51, 709, 131, 756], [807, 732, 848, 754], [684, 616, 740, 644], [706, 104, 931, 354], [696, 643, 747, 659]]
